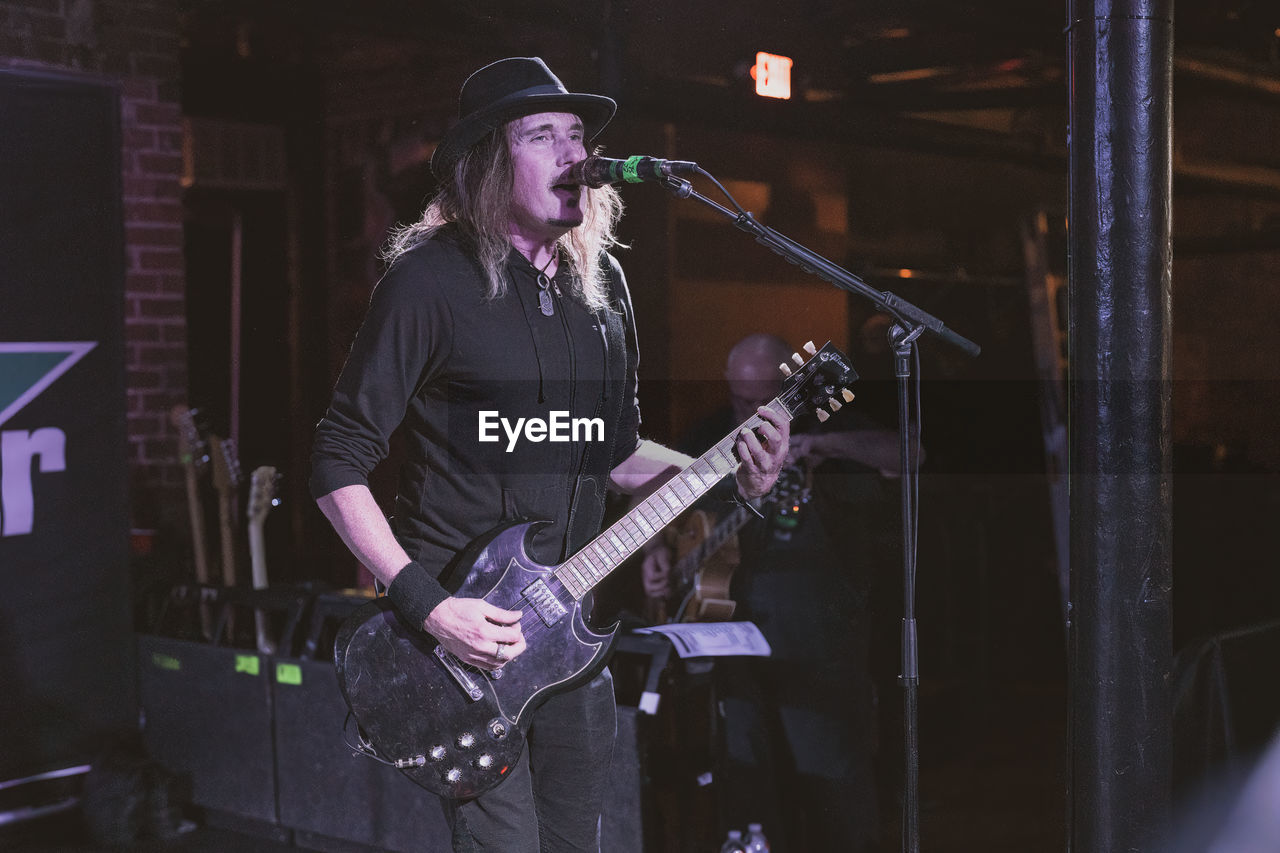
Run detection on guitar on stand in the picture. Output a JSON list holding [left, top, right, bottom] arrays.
[[209, 435, 243, 642], [170, 405, 214, 639], [334, 340, 856, 799], [647, 462, 811, 624], [247, 466, 281, 654]]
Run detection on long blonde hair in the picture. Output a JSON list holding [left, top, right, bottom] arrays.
[[382, 124, 624, 312]]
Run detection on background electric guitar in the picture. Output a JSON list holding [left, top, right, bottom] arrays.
[[209, 434, 243, 640], [247, 465, 281, 654], [334, 341, 857, 799], [169, 405, 214, 638]]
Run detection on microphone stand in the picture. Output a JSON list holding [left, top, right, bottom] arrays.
[[656, 172, 980, 853]]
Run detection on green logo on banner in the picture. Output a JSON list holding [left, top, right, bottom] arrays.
[[0, 342, 97, 428], [235, 655, 260, 676], [276, 663, 302, 685]]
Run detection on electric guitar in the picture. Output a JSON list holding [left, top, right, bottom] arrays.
[[247, 466, 281, 654], [170, 405, 214, 638], [333, 341, 857, 799]]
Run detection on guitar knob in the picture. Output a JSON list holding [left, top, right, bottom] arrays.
[[829, 398, 842, 411], [445, 768, 462, 784], [428, 745, 447, 761], [803, 340, 817, 355], [791, 352, 804, 366], [457, 732, 476, 749], [816, 409, 830, 423], [489, 720, 509, 739], [778, 362, 792, 377], [842, 388, 855, 402], [475, 754, 494, 769]]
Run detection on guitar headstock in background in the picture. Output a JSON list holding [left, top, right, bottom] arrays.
[[169, 405, 209, 475], [209, 435, 243, 497], [248, 465, 281, 529]]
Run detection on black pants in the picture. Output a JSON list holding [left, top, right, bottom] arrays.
[[448, 668, 616, 852]]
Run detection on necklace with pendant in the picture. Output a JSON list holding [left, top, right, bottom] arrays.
[[536, 251, 560, 317]]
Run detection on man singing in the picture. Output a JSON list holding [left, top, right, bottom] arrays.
[[310, 57, 790, 851]]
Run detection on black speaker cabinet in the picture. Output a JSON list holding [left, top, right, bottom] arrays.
[[272, 656, 451, 852], [137, 635, 280, 831]]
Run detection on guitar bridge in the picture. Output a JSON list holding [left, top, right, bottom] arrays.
[[522, 578, 568, 626], [433, 646, 484, 700]]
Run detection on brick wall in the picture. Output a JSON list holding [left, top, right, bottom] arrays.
[[0, 0, 186, 526]]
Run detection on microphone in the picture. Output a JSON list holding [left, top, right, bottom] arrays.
[[567, 155, 700, 188]]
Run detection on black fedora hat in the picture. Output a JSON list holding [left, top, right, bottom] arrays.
[[430, 56, 616, 179]]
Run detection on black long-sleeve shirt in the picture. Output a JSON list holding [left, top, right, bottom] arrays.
[[311, 227, 641, 609]]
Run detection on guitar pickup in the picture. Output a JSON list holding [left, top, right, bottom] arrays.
[[434, 646, 484, 701], [522, 578, 568, 627]]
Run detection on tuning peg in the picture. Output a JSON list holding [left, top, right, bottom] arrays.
[[791, 352, 804, 366], [828, 398, 842, 411], [816, 409, 830, 422], [841, 388, 855, 402], [779, 362, 793, 377], [803, 341, 817, 355]]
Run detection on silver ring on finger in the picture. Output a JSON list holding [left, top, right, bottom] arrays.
[[495, 641, 507, 662]]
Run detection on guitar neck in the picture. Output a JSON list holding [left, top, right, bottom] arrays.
[[248, 518, 269, 590], [183, 464, 213, 585], [248, 515, 274, 653], [555, 400, 791, 601], [218, 491, 240, 587]]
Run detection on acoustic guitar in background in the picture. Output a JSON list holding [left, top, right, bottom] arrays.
[[647, 462, 810, 624]]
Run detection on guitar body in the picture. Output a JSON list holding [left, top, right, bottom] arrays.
[[334, 521, 617, 800], [669, 509, 739, 622]]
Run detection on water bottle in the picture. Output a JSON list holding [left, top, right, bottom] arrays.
[[744, 822, 771, 852], [718, 829, 747, 853]]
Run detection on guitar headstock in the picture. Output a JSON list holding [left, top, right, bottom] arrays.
[[248, 466, 281, 527], [169, 405, 209, 473], [775, 340, 858, 423], [209, 435, 243, 494]]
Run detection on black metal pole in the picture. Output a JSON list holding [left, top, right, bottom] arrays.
[[892, 324, 923, 853], [1067, 1, 1174, 851]]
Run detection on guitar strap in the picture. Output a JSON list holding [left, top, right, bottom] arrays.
[[564, 261, 629, 561]]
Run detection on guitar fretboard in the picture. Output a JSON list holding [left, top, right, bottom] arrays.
[[554, 401, 790, 600]]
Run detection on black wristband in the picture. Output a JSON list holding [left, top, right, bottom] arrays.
[[386, 561, 449, 629]]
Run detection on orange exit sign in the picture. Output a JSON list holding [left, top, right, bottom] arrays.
[[752, 52, 793, 99]]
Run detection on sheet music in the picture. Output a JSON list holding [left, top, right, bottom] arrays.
[[634, 621, 772, 658]]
